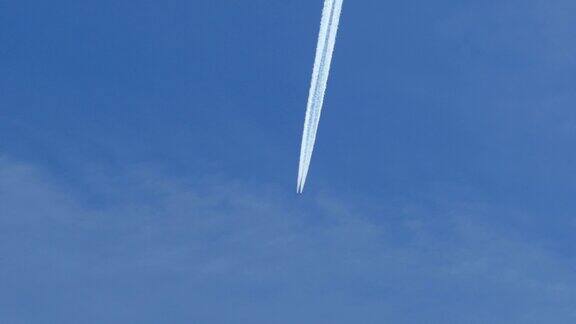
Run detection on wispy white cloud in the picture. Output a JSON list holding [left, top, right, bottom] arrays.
[[1, 158, 575, 323]]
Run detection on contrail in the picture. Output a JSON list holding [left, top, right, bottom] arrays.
[[297, 0, 344, 193]]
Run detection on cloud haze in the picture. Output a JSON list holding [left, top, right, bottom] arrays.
[[1, 158, 575, 323]]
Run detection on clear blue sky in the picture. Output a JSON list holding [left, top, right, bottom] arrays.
[[2, 0, 576, 323]]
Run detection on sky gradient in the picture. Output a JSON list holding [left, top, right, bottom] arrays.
[[2, 0, 576, 323]]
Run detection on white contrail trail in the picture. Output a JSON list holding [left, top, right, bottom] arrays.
[[297, 0, 344, 193]]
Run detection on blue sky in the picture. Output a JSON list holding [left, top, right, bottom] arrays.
[[2, 0, 576, 323]]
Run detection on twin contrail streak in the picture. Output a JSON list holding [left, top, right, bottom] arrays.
[[297, 0, 344, 193]]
